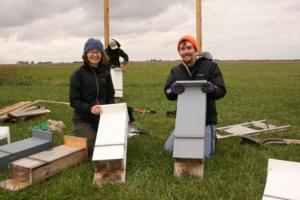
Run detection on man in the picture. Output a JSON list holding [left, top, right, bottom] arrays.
[[164, 35, 226, 158], [105, 39, 129, 70]]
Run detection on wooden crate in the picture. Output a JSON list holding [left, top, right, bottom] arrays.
[[0, 136, 87, 191]]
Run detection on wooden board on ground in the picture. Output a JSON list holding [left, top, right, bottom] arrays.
[[0, 101, 32, 116], [0, 135, 87, 191], [216, 120, 290, 139]]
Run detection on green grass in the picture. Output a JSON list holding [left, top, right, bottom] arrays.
[[0, 61, 299, 199]]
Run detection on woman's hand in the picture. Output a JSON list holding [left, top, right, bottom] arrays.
[[91, 105, 102, 115]]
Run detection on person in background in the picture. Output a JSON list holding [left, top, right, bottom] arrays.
[[105, 39, 129, 70], [69, 38, 115, 157], [164, 35, 226, 158]]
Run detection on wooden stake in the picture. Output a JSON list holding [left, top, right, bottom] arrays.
[[104, 0, 110, 48], [196, 0, 202, 53]]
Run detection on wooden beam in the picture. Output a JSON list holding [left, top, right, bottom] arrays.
[[196, 0, 202, 53], [104, 0, 110, 48], [0, 101, 32, 116]]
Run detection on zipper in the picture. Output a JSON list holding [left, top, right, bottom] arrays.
[[90, 67, 100, 105], [181, 62, 192, 78]]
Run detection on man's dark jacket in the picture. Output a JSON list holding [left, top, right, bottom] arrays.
[[164, 58, 226, 125], [69, 64, 115, 124]]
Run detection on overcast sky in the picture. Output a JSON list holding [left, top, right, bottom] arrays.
[[0, 0, 299, 63]]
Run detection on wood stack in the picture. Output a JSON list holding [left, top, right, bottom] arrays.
[[0, 136, 87, 191], [0, 101, 50, 122]]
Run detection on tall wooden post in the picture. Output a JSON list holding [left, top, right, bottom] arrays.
[[104, 0, 110, 48], [196, 0, 202, 53]]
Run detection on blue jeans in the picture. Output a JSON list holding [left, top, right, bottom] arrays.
[[164, 125, 216, 159]]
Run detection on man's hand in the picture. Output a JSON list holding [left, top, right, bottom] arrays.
[[170, 82, 185, 94], [91, 105, 102, 115], [201, 81, 217, 93]]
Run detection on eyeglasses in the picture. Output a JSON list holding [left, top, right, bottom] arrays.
[[88, 50, 101, 55]]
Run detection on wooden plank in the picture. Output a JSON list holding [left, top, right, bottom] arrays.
[[30, 149, 86, 184], [93, 160, 125, 184], [29, 146, 80, 164], [8, 108, 51, 118], [0, 101, 32, 116], [11, 158, 46, 170], [0, 179, 31, 191], [64, 135, 88, 150], [174, 158, 204, 178]]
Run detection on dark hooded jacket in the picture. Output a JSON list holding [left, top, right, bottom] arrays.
[[105, 40, 129, 68], [69, 63, 115, 124], [164, 57, 226, 125]]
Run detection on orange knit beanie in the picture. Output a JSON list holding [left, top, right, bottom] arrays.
[[177, 35, 199, 52]]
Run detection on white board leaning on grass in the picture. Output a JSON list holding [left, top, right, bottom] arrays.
[[173, 80, 207, 159], [111, 68, 123, 98], [262, 159, 300, 200], [92, 103, 128, 161]]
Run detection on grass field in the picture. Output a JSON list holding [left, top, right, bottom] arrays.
[[0, 61, 299, 199]]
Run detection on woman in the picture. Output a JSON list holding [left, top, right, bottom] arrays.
[[69, 38, 115, 157]]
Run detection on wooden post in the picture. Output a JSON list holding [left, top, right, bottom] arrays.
[[103, 0, 110, 48], [196, 0, 202, 53]]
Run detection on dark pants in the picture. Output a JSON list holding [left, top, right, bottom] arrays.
[[73, 122, 98, 158]]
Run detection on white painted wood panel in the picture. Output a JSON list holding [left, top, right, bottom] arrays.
[[93, 145, 125, 161], [173, 80, 206, 159], [263, 159, 300, 200], [93, 103, 128, 161], [111, 68, 123, 98]]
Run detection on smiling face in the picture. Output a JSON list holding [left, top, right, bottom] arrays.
[[178, 41, 197, 67], [87, 48, 102, 67]]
